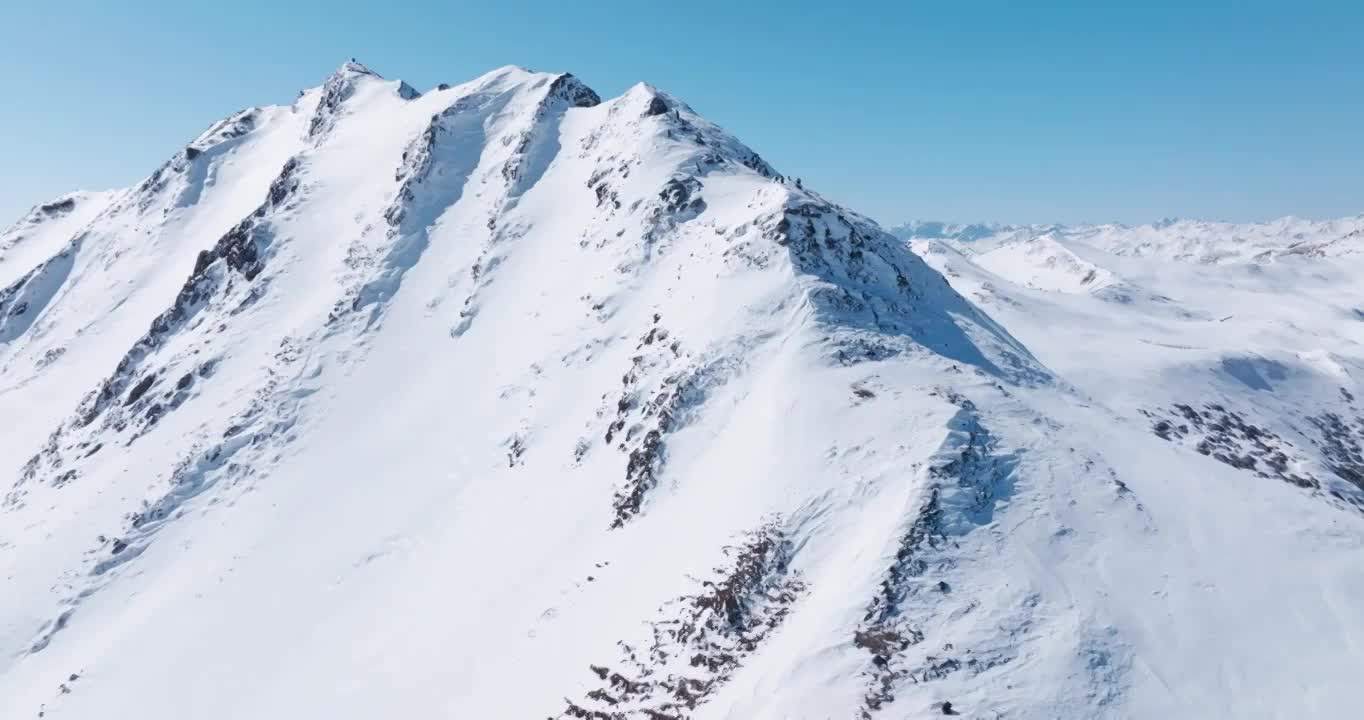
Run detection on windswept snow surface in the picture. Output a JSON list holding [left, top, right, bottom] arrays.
[[0, 63, 1361, 720]]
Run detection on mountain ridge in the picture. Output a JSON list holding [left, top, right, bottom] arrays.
[[2, 61, 1362, 719]]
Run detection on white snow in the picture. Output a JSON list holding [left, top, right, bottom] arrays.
[[967, 233, 1116, 294], [0, 62, 1361, 720], [894, 214, 1364, 264]]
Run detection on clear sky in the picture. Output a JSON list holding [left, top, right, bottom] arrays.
[[2, 0, 1360, 226]]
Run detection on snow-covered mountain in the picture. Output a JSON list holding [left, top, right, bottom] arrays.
[[2, 62, 1361, 719], [893, 215, 1364, 265]]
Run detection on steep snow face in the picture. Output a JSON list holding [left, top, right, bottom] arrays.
[[0, 192, 115, 290], [1, 63, 1362, 720], [0, 98, 311, 427]]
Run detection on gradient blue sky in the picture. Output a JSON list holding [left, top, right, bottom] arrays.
[[2, 1, 1360, 226]]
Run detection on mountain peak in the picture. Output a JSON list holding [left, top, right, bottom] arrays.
[[485, 62, 535, 77], [333, 58, 379, 78], [1, 60, 1361, 720], [621, 81, 677, 117]]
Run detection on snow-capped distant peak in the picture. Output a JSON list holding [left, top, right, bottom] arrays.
[[893, 214, 1364, 264]]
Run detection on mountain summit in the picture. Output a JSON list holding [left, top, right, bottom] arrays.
[[2, 63, 1361, 719]]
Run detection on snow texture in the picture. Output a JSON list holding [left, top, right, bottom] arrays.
[[1, 62, 1361, 720]]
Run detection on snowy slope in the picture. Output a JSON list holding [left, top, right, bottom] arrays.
[[1, 62, 1361, 720], [899, 222, 1364, 716], [901, 218, 1364, 510], [968, 233, 1116, 294]]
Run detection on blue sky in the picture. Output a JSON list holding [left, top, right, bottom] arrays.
[[2, 1, 1360, 226]]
